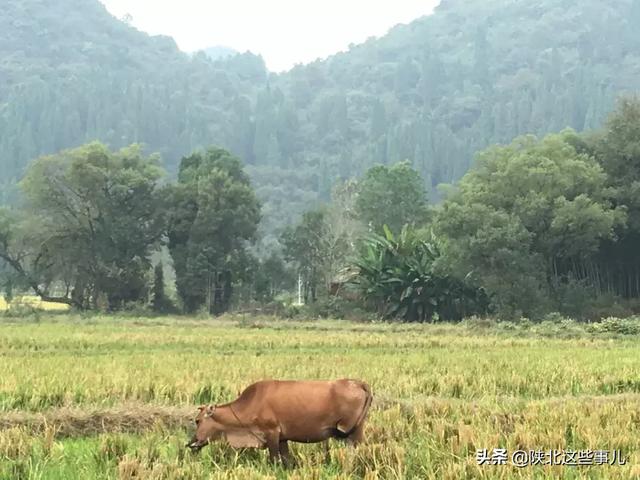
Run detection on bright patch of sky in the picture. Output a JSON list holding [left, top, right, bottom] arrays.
[[100, 0, 439, 72]]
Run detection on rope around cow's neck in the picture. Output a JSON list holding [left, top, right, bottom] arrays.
[[226, 403, 266, 445]]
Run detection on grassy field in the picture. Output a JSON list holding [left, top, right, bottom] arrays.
[[1, 315, 640, 479]]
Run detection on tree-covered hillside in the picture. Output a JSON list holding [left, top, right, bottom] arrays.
[[2, 0, 640, 246], [286, 0, 640, 193], [0, 0, 266, 200]]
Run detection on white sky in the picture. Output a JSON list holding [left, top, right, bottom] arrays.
[[99, 1, 440, 72]]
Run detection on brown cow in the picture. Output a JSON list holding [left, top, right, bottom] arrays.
[[187, 379, 372, 464]]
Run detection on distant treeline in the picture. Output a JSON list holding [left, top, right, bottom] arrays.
[[1, 99, 640, 321], [0, 145, 261, 314], [279, 98, 640, 321]]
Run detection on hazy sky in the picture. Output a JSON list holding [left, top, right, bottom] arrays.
[[100, 1, 439, 72]]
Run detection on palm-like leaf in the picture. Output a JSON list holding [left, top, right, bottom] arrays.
[[351, 225, 488, 321]]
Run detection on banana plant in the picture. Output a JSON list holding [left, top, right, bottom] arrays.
[[352, 225, 488, 322]]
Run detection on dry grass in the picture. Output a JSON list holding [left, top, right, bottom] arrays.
[[0, 295, 71, 312], [2, 315, 640, 478], [0, 404, 193, 438]]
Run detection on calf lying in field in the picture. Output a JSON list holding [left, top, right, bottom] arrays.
[[187, 379, 372, 464]]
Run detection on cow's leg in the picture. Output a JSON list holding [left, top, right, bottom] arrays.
[[265, 430, 281, 463], [279, 440, 292, 467], [323, 440, 331, 462], [346, 422, 365, 446]]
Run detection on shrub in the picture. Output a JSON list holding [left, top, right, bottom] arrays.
[[281, 303, 302, 319], [587, 317, 640, 335], [352, 226, 489, 322]]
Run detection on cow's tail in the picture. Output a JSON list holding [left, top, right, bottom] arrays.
[[352, 380, 373, 430]]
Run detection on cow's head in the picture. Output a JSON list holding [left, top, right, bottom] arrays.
[[186, 405, 224, 452]]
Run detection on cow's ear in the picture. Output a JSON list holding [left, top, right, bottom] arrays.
[[205, 405, 216, 417], [197, 405, 206, 412]]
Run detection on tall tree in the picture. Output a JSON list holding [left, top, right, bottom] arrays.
[[588, 97, 640, 297], [355, 161, 429, 234], [0, 142, 166, 309], [167, 147, 260, 314], [435, 131, 623, 319], [280, 210, 332, 304], [151, 262, 172, 313]]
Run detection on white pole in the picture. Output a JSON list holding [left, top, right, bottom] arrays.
[[297, 274, 303, 305]]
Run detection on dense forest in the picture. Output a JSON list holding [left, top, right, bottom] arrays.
[[2, 98, 640, 320], [2, 0, 640, 248], [272, 98, 640, 321]]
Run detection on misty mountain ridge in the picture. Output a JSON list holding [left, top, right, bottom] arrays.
[[1, 0, 640, 247], [198, 46, 239, 61]]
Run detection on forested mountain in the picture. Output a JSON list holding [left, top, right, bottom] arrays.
[[200, 46, 238, 61], [0, 0, 267, 204], [2, 0, 640, 247]]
